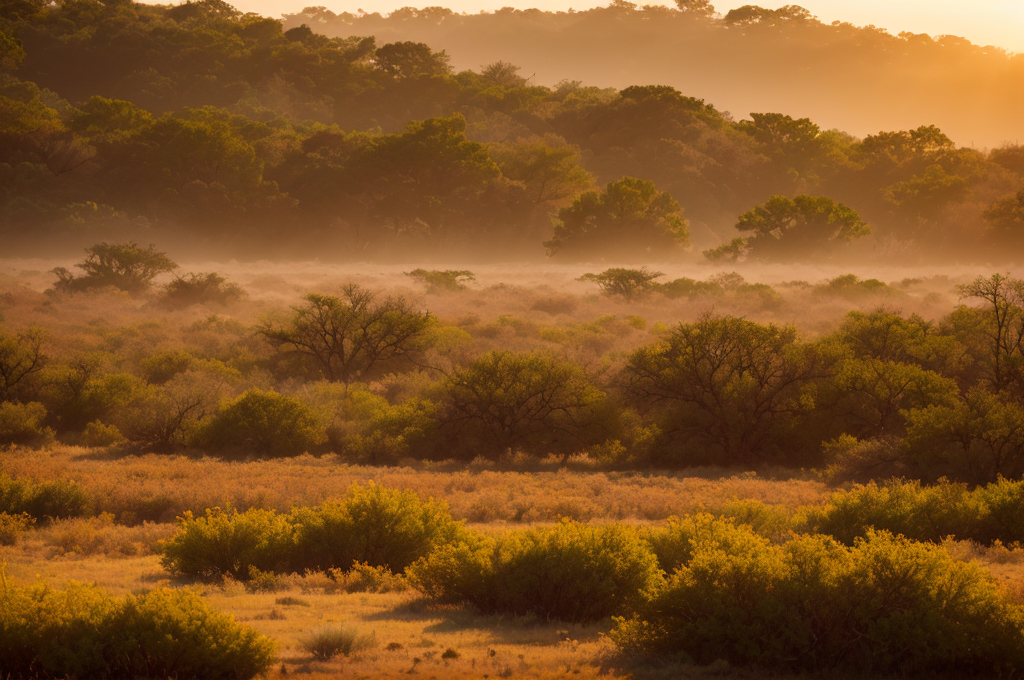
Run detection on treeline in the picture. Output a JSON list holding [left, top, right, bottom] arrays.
[[1, 0, 1022, 259], [2, 245, 1024, 482], [285, 2, 1024, 148]]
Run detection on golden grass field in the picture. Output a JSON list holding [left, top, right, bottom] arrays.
[[0, 445, 823, 679], [5, 445, 1024, 679]]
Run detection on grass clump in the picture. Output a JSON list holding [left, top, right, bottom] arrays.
[[0, 581, 275, 679], [409, 520, 662, 622], [613, 530, 1024, 675], [301, 625, 375, 660]]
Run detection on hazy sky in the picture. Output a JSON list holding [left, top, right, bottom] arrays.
[[203, 0, 1024, 52]]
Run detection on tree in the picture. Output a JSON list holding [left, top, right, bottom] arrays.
[[884, 164, 970, 219], [374, 41, 451, 79], [51, 242, 177, 294], [406, 269, 475, 293], [674, 0, 715, 17], [545, 177, 690, 259], [0, 326, 46, 402], [262, 284, 432, 384], [578, 268, 663, 301], [489, 136, 592, 205], [194, 389, 325, 457], [623, 315, 824, 465], [957, 274, 1024, 395], [828, 358, 958, 439], [983, 190, 1024, 248], [438, 351, 603, 458], [706, 195, 868, 261], [904, 389, 1024, 485]]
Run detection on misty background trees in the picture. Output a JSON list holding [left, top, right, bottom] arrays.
[[0, 0, 1021, 261]]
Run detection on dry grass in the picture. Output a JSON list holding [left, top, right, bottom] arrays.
[[0, 446, 827, 525]]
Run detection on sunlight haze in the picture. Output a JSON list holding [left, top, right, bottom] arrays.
[[184, 0, 1024, 52]]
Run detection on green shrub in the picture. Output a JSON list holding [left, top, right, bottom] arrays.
[[644, 513, 771, 574], [292, 483, 466, 573], [80, 420, 125, 447], [808, 479, 985, 544], [331, 562, 408, 593], [162, 485, 462, 581], [193, 389, 325, 456], [0, 474, 89, 521], [613, 530, 1024, 675], [0, 401, 52, 446], [161, 507, 295, 580], [160, 272, 246, 309], [0, 581, 275, 679], [974, 477, 1024, 544], [409, 521, 662, 622], [300, 625, 375, 660], [0, 512, 34, 545]]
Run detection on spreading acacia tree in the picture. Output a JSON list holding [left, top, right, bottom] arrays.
[[262, 284, 433, 384], [705, 195, 868, 262], [51, 242, 177, 294], [438, 350, 603, 458], [623, 315, 826, 465], [545, 177, 690, 260]]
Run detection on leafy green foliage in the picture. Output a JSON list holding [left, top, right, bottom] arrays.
[[51, 242, 177, 295], [0, 581, 275, 680], [160, 272, 246, 309], [161, 507, 296, 580], [438, 351, 603, 458], [193, 389, 325, 457], [903, 388, 1024, 484], [292, 483, 466, 573], [624, 315, 825, 465], [546, 177, 689, 259], [708, 195, 868, 262], [162, 484, 463, 580], [0, 326, 46, 402], [0, 511, 34, 545], [644, 513, 771, 574], [262, 285, 432, 384], [0, 400, 51, 445], [409, 521, 662, 622], [809, 477, 1024, 546], [614, 530, 1024, 675], [406, 269, 475, 293], [578, 267, 663, 300], [0, 474, 89, 521]]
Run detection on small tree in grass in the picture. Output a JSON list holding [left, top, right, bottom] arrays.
[[578, 267, 663, 300], [406, 269, 475, 293], [51, 242, 177, 294]]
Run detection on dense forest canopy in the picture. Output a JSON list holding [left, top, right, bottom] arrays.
[[281, 2, 1024, 148], [0, 0, 1022, 261]]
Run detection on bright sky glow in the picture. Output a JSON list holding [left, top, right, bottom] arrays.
[[203, 0, 1024, 53]]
